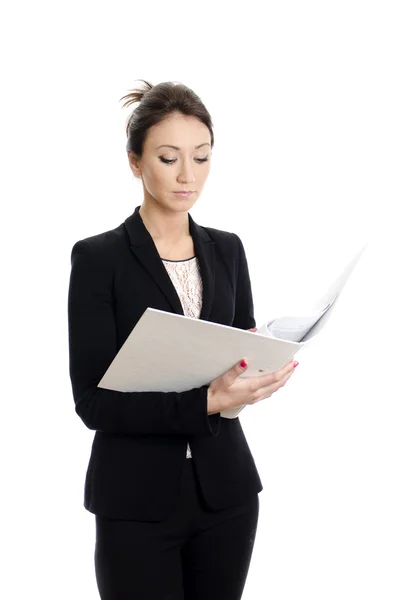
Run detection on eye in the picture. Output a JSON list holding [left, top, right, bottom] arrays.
[[159, 157, 209, 165]]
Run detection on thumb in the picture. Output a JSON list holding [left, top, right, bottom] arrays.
[[223, 358, 248, 387]]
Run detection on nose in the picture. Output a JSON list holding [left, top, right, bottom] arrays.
[[176, 158, 196, 184]]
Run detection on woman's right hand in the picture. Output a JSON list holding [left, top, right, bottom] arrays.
[[207, 358, 298, 414]]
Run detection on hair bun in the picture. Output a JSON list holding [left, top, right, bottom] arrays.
[[119, 79, 153, 110]]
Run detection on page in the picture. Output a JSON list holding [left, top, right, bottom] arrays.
[[259, 301, 333, 343], [311, 242, 369, 311], [256, 241, 369, 344]]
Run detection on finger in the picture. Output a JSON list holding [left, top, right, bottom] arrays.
[[246, 360, 295, 390], [252, 371, 293, 402], [278, 359, 297, 376], [222, 358, 249, 387]]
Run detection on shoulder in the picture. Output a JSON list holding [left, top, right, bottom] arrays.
[[197, 223, 245, 258], [198, 224, 241, 249], [70, 222, 126, 266]]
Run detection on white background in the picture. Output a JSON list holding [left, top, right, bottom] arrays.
[[2, 1, 396, 598]]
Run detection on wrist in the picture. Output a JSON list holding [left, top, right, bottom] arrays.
[[207, 386, 222, 415]]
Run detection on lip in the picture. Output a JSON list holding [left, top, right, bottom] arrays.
[[173, 191, 194, 196]]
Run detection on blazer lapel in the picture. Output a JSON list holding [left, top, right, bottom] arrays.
[[123, 206, 215, 321]]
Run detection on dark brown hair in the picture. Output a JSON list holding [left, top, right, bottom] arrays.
[[119, 79, 215, 157]]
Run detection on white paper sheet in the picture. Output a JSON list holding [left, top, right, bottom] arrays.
[[257, 241, 369, 344]]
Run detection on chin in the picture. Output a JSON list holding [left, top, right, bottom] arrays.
[[167, 195, 198, 209]]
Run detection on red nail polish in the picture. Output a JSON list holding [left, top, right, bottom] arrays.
[[240, 359, 247, 368], [293, 361, 299, 368]]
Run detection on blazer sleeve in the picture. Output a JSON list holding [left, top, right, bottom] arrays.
[[68, 240, 221, 437], [231, 233, 256, 330]]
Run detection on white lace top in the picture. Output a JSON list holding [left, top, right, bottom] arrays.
[[162, 255, 203, 458]]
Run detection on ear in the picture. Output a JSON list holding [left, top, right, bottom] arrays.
[[128, 152, 142, 178]]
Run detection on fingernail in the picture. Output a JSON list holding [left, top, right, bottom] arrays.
[[240, 359, 248, 368], [293, 361, 299, 368]]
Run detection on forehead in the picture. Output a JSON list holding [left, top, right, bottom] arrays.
[[147, 113, 210, 148]]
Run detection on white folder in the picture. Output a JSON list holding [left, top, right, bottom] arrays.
[[98, 241, 369, 419]]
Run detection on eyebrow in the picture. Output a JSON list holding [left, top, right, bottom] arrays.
[[156, 143, 211, 150]]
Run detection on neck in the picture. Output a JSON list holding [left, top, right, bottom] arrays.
[[138, 199, 190, 243]]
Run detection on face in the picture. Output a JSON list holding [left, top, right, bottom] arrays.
[[128, 112, 212, 213]]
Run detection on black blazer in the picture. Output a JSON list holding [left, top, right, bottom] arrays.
[[68, 205, 263, 521]]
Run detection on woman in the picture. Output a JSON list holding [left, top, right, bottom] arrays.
[[68, 79, 298, 600]]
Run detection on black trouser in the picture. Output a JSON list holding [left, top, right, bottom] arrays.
[[94, 457, 260, 600]]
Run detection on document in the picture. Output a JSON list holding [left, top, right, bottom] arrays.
[[257, 241, 368, 345], [98, 241, 369, 419]]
